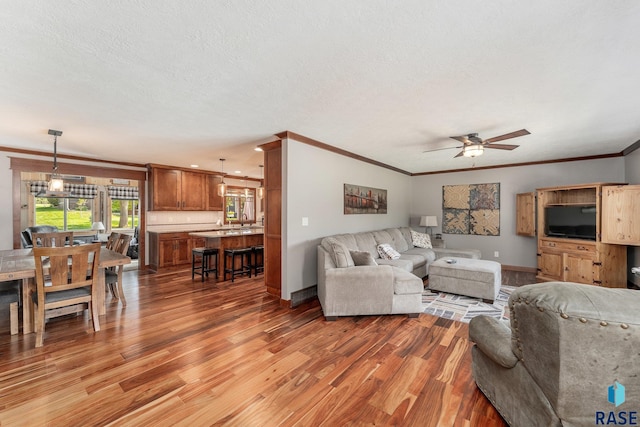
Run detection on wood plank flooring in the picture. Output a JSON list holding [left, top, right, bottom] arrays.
[[0, 269, 507, 426]]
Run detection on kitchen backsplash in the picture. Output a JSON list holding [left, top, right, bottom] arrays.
[[147, 211, 224, 232]]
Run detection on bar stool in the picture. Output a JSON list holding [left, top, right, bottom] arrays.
[[252, 245, 264, 275], [192, 247, 219, 282], [224, 248, 253, 282]]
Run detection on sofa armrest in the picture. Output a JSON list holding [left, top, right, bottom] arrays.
[[320, 265, 395, 316], [469, 315, 518, 368]]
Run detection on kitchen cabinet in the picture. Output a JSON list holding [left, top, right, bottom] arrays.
[[205, 174, 224, 211], [149, 232, 202, 271], [148, 166, 206, 211]]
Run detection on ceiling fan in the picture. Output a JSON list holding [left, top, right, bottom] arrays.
[[424, 129, 531, 158]]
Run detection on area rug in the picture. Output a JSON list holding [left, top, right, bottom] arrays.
[[422, 285, 516, 323]]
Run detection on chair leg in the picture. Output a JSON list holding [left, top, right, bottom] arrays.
[[35, 302, 44, 348], [9, 302, 18, 335], [116, 270, 126, 306], [90, 301, 100, 332]]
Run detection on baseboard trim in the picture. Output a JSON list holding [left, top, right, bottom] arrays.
[[502, 264, 537, 274], [290, 285, 318, 308]]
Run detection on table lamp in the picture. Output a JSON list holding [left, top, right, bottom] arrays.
[[419, 215, 438, 236], [91, 221, 105, 241]]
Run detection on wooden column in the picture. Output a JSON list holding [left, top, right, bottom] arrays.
[[260, 140, 283, 299]]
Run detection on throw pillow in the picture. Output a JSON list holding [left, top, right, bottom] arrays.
[[324, 237, 355, 268], [411, 230, 432, 249], [350, 250, 378, 266], [377, 243, 401, 260]]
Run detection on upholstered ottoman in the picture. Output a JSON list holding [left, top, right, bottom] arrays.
[[428, 257, 501, 303]]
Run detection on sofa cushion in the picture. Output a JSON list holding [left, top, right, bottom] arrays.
[[354, 232, 379, 258], [403, 247, 437, 263], [385, 228, 409, 252], [377, 243, 401, 260], [322, 237, 355, 268], [329, 234, 358, 251], [398, 253, 427, 269], [398, 227, 414, 248], [376, 258, 413, 272], [350, 250, 378, 266], [391, 267, 424, 295], [411, 230, 432, 248], [372, 230, 395, 248]]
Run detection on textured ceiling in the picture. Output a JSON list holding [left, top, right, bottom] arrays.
[[1, 1, 639, 177]]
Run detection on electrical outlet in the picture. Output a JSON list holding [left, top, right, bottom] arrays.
[[302, 217, 309, 226], [494, 251, 499, 258]]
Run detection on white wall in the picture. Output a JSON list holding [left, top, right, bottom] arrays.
[[0, 155, 13, 249], [283, 137, 413, 299], [410, 157, 626, 269], [624, 147, 640, 285]]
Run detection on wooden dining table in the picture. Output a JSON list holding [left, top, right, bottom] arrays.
[[0, 247, 131, 334]]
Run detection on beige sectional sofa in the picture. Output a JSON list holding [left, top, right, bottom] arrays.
[[317, 227, 481, 320]]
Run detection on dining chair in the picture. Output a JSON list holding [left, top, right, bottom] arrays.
[[31, 231, 74, 247], [105, 232, 120, 250], [105, 234, 132, 306], [32, 243, 101, 347]]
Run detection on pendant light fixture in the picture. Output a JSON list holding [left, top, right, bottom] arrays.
[[257, 164, 264, 199], [243, 177, 250, 198], [48, 129, 64, 192], [217, 158, 227, 196]]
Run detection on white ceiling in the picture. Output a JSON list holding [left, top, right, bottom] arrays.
[[1, 1, 640, 178]]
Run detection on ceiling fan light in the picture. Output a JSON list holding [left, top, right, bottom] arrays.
[[463, 144, 484, 158]]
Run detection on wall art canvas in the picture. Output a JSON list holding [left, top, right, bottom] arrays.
[[442, 183, 500, 235], [344, 184, 387, 214]]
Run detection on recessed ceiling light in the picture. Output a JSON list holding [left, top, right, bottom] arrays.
[[190, 164, 199, 168], [254, 147, 263, 152], [235, 170, 241, 174]]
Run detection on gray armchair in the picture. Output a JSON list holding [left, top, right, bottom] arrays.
[[469, 282, 640, 427], [20, 225, 59, 248]]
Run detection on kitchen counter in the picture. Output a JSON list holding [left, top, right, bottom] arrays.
[[189, 230, 264, 281], [189, 229, 264, 238]]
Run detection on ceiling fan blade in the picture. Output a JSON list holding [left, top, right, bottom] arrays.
[[454, 150, 465, 158], [449, 135, 469, 143], [484, 143, 519, 150], [423, 145, 463, 153], [484, 129, 530, 143]]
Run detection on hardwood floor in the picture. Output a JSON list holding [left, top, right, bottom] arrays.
[[0, 269, 507, 426]]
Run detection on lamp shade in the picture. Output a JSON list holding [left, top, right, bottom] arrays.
[[463, 144, 484, 158], [420, 216, 438, 227], [91, 221, 106, 232]]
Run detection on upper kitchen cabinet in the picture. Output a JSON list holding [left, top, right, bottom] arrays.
[[148, 165, 206, 211], [205, 174, 224, 211]]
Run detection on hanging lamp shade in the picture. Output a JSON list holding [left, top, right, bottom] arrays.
[[217, 158, 227, 196], [48, 129, 64, 191], [257, 164, 264, 199]]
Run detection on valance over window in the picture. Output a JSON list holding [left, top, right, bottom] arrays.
[[107, 185, 139, 200], [29, 181, 98, 198]]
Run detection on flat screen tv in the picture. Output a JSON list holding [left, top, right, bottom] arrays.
[[544, 205, 597, 241]]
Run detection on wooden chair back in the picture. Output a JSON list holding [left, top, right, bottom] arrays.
[[105, 232, 120, 250], [31, 231, 74, 247], [105, 234, 132, 306], [32, 243, 101, 347], [113, 234, 132, 255]]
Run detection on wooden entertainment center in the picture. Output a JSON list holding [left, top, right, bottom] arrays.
[[524, 183, 634, 288]]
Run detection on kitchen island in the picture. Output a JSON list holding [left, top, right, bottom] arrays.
[[189, 229, 264, 280], [148, 227, 263, 274]]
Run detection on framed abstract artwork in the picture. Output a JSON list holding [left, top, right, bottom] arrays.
[[344, 184, 387, 214], [442, 183, 500, 236]]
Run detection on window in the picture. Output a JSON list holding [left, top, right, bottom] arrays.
[[224, 186, 256, 224], [110, 198, 140, 229], [35, 197, 94, 230]]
